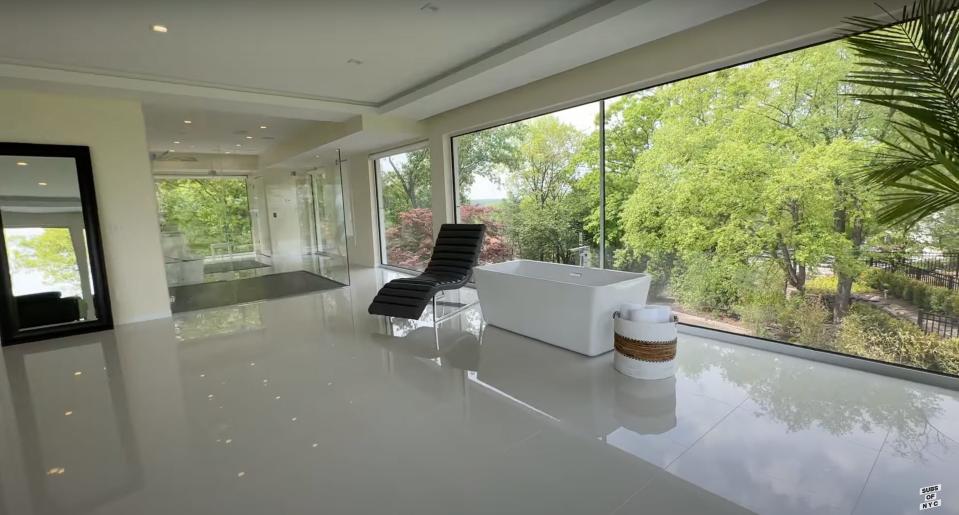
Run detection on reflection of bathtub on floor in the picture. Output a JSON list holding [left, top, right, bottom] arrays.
[[474, 325, 677, 437], [474, 260, 650, 356]]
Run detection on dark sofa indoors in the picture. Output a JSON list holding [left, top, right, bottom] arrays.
[[15, 291, 81, 328]]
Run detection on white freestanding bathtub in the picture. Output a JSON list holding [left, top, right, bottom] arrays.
[[473, 260, 651, 356]]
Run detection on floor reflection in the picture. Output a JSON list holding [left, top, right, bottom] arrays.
[[3, 333, 142, 514], [173, 303, 264, 342], [675, 336, 955, 460], [0, 266, 955, 515]]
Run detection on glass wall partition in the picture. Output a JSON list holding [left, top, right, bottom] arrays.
[[155, 176, 258, 286], [374, 146, 432, 272], [453, 35, 959, 377], [154, 157, 349, 313], [295, 153, 350, 286]]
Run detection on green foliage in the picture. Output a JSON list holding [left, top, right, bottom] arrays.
[[455, 123, 526, 203], [862, 268, 959, 316], [924, 206, 959, 250], [833, 304, 959, 374], [614, 41, 887, 313], [450, 32, 959, 373], [156, 178, 253, 257], [458, 114, 596, 265], [805, 275, 875, 296], [8, 228, 81, 291], [778, 297, 834, 347], [844, 0, 959, 226], [669, 255, 752, 314], [379, 148, 432, 226]]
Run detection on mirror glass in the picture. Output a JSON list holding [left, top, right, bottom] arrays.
[[0, 155, 100, 329]]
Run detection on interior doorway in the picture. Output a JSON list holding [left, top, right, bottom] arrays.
[[153, 158, 349, 313]]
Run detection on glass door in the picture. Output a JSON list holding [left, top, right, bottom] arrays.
[[155, 176, 261, 287], [295, 151, 350, 285]]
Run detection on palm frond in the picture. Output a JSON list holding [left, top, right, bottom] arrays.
[[875, 188, 959, 225], [843, 0, 959, 226]]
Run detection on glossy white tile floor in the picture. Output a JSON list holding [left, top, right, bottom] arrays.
[[1, 268, 957, 515]]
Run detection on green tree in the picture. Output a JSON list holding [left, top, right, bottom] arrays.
[[380, 148, 431, 224], [8, 228, 81, 291], [845, 0, 959, 227], [155, 178, 253, 257], [613, 42, 891, 316], [455, 123, 526, 203], [498, 116, 594, 263]]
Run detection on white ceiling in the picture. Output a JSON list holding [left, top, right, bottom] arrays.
[[0, 0, 597, 105], [0, 0, 767, 160], [0, 156, 80, 199], [142, 105, 318, 155]]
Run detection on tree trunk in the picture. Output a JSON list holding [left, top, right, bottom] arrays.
[[833, 200, 864, 320], [835, 274, 854, 319]]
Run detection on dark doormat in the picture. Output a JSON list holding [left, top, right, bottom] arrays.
[[204, 259, 270, 275], [170, 271, 345, 313]]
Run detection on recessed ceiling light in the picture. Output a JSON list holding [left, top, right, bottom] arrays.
[[16, 161, 27, 166], [151, 24, 169, 33], [259, 125, 268, 129], [235, 144, 242, 147], [245, 136, 253, 140], [37, 181, 48, 187], [183, 120, 192, 124], [173, 140, 181, 144], [225, 151, 232, 154]]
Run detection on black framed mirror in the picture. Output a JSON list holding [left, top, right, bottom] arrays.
[[0, 143, 113, 345]]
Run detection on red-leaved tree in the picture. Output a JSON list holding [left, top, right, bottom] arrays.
[[385, 205, 513, 269]]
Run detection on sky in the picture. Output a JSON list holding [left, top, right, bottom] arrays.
[[5, 227, 81, 297]]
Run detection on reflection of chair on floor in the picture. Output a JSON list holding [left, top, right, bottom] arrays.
[[373, 326, 481, 371], [368, 224, 485, 322]]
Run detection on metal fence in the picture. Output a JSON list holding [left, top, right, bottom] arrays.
[[872, 252, 959, 277], [869, 258, 959, 292], [918, 310, 959, 339]]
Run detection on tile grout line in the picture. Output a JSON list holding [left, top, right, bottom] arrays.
[[606, 483, 648, 515], [849, 428, 889, 515], [663, 396, 750, 471], [608, 396, 750, 515]]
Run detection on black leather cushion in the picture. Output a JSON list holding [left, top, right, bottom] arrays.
[[369, 224, 485, 319]]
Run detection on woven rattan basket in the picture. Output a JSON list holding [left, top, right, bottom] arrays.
[[612, 312, 678, 379]]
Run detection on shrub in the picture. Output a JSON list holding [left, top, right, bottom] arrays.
[[833, 304, 959, 375], [670, 256, 745, 314], [858, 268, 884, 290], [864, 268, 959, 317], [738, 294, 832, 347], [779, 297, 833, 347], [805, 274, 875, 296]]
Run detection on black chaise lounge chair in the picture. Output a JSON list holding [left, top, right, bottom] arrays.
[[368, 223, 486, 321]]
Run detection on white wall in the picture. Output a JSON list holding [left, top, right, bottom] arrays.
[[0, 89, 171, 324], [256, 169, 303, 271]]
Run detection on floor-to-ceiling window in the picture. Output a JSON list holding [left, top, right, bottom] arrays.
[[452, 103, 600, 267], [453, 36, 959, 377], [374, 145, 432, 271]]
